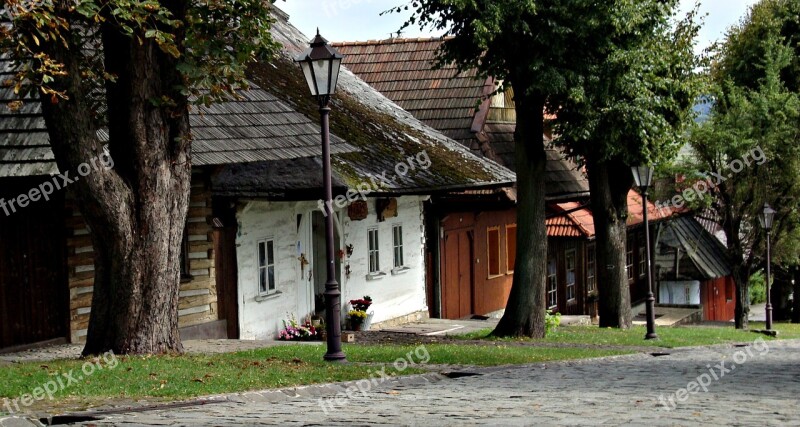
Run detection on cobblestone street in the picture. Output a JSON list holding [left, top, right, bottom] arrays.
[[15, 339, 793, 426]]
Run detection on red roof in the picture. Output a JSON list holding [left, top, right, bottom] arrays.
[[547, 190, 675, 238]]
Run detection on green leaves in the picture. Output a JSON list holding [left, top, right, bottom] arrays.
[[2, 0, 279, 109], [685, 0, 800, 267]]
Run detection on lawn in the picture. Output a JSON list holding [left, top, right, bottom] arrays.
[[457, 321, 800, 348], [0, 343, 628, 414]]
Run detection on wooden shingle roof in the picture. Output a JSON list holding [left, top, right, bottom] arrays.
[[335, 37, 589, 200], [212, 14, 515, 198], [0, 59, 354, 177], [1, 12, 515, 195]]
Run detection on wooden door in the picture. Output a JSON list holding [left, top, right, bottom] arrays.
[[0, 190, 68, 349], [441, 229, 474, 319], [214, 224, 240, 339]]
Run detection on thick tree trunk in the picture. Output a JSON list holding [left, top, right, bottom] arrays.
[[492, 93, 547, 338], [39, 4, 191, 355], [723, 205, 750, 329], [732, 264, 750, 329], [587, 158, 632, 329]]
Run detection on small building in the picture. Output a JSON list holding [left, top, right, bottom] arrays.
[[545, 190, 676, 316], [654, 215, 736, 321]]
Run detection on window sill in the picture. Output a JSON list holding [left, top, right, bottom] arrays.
[[366, 272, 387, 281], [255, 291, 281, 302], [487, 274, 504, 280], [391, 266, 411, 275]]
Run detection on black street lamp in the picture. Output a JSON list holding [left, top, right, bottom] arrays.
[[631, 165, 658, 340], [296, 31, 346, 362], [759, 203, 776, 331]]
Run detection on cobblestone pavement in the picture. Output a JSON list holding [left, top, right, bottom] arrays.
[[38, 339, 798, 426]]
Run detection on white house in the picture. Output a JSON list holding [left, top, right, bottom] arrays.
[[235, 196, 428, 339]]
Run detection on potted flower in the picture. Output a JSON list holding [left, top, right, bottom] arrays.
[[349, 296, 372, 312], [277, 314, 322, 341], [347, 309, 368, 331]]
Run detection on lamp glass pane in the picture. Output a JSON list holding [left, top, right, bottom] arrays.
[[328, 58, 342, 94], [299, 61, 318, 96], [631, 166, 643, 187], [312, 59, 332, 96]]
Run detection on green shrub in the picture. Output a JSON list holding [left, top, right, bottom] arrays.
[[749, 270, 767, 305], [545, 310, 561, 335]]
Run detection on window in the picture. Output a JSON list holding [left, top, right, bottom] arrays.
[[547, 258, 558, 308], [487, 227, 501, 277], [586, 243, 596, 293], [566, 249, 576, 301], [257, 239, 275, 294], [626, 237, 635, 282], [638, 238, 647, 278], [506, 224, 517, 273], [368, 228, 380, 273], [180, 226, 191, 280], [392, 224, 404, 268]]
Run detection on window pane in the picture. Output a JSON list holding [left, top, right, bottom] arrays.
[[259, 268, 267, 293], [487, 228, 500, 277], [506, 225, 517, 272], [267, 240, 274, 265], [268, 266, 275, 291], [258, 242, 266, 268], [393, 225, 404, 268]]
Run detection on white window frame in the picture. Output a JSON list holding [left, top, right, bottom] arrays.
[[586, 243, 596, 293], [565, 249, 577, 301], [547, 258, 558, 309], [638, 240, 647, 279], [626, 237, 635, 282], [257, 239, 276, 296], [368, 228, 380, 274], [392, 224, 404, 268]]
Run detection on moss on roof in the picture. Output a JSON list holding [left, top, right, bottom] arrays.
[[247, 54, 507, 192]]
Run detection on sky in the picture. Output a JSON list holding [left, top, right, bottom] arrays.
[[277, 0, 760, 53]]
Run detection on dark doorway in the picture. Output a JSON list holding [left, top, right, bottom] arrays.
[[0, 180, 68, 349], [213, 203, 240, 339]]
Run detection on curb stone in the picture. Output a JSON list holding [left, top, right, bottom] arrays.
[[0, 416, 44, 427]]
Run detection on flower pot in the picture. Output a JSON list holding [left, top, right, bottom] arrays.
[[351, 320, 363, 331]]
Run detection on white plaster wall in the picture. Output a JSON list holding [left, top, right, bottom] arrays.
[[658, 280, 701, 305], [236, 200, 307, 340], [235, 196, 428, 340], [340, 196, 428, 324]]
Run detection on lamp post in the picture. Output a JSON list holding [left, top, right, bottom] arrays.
[[631, 165, 658, 340], [758, 203, 776, 331], [295, 31, 346, 362]]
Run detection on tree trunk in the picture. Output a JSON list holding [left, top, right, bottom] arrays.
[[492, 92, 547, 338], [39, 4, 192, 355], [587, 158, 633, 329], [723, 204, 749, 330], [732, 264, 750, 329]]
